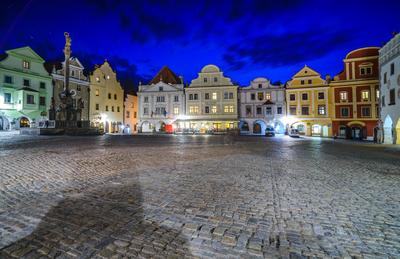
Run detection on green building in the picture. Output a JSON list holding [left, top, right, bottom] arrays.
[[0, 46, 52, 130]]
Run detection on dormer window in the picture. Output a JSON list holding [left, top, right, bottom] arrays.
[[23, 60, 30, 69], [361, 90, 370, 101], [359, 63, 373, 76], [159, 86, 163, 91], [258, 84, 262, 88], [71, 70, 75, 77], [214, 77, 218, 82], [301, 80, 305, 85], [204, 77, 208, 83]]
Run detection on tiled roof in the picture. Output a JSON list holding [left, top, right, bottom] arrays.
[[149, 66, 182, 85]]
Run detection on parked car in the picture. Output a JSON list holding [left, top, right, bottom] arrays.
[[265, 127, 275, 137], [289, 128, 300, 138]]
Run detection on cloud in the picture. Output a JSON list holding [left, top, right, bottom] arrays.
[[223, 29, 354, 70]]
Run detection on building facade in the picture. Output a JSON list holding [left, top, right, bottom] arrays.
[[124, 93, 138, 134], [45, 57, 90, 121], [183, 65, 238, 133], [89, 61, 124, 133], [138, 66, 185, 133], [380, 34, 400, 144], [0, 46, 52, 130], [286, 65, 332, 137], [330, 47, 380, 140], [239, 77, 285, 134]]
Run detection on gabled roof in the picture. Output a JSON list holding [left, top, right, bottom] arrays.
[[292, 65, 321, 78], [149, 66, 182, 85], [6, 46, 45, 62]]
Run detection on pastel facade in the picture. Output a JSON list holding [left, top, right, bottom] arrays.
[[138, 66, 185, 132], [380, 34, 400, 144], [239, 77, 285, 134], [330, 47, 380, 140], [45, 57, 90, 121], [89, 61, 124, 133], [183, 65, 238, 132], [286, 66, 332, 137], [0, 47, 52, 130], [124, 93, 138, 134]]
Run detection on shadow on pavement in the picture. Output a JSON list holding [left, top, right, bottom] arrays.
[[0, 173, 193, 258]]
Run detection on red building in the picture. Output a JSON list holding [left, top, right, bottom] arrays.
[[330, 47, 380, 140]]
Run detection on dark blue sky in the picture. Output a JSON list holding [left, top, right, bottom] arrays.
[[1, 0, 399, 91]]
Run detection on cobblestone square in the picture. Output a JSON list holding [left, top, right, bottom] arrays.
[[1, 134, 400, 258]]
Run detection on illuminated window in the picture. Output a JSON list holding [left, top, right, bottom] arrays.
[[257, 92, 263, 101], [265, 92, 271, 100], [173, 107, 179, 115], [107, 75, 110, 79], [340, 91, 348, 101], [318, 105, 326, 115], [361, 90, 369, 101], [224, 105, 229, 113], [229, 106, 234, 113], [212, 93, 217, 100], [96, 77, 100, 82], [211, 106, 217, 113], [95, 89, 99, 96], [189, 106, 199, 114], [376, 89, 380, 99], [23, 60, 30, 69]]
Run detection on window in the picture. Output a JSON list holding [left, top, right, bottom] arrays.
[[114, 94, 117, 100], [212, 92, 217, 100], [289, 106, 296, 115], [189, 94, 193, 100], [96, 77, 100, 82], [76, 85, 81, 91], [214, 77, 218, 82], [111, 106, 114, 112], [23, 60, 30, 69], [143, 107, 149, 115], [366, 67, 372, 75], [144, 96, 149, 103], [245, 106, 252, 116], [4, 75, 12, 84], [39, 96, 46, 106], [224, 105, 229, 113], [71, 70, 75, 77], [318, 105, 326, 115], [205, 106, 210, 113], [224, 92, 229, 99], [23, 79, 30, 86], [318, 92, 325, 100], [134, 112, 137, 118], [126, 111, 130, 118], [205, 93, 209, 100], [174, 95, 179, 102], [361, 106, 371, 117], [159, 86, 163, 91], [384, 72, 387, 84], [361, 90, 369, 101], [256, 106, 262, 115], [108, 93, 111, 99], [340, 107, 349, 117], [258, 83, 262, 89], [194, 93, 198, 100], [229, 92, 234, 99], [301, 80, 305, 85], [302, 93, 308, 100], [106, 75, 110, 80], [211, 106, 217, 113], [105, 105, 109, 111], [4, 93, 11, 103], [156, 96, 165, 102], [265, 92, 271, 100], [173, 107, 179, 115], [96, 103, 99, 110], [27, 94, 34, 104], [224, 105, 234, 113], [117, 106, 120, 112], [95, 89, 99, 96], [189, 106, 199, 114], [229, 105, 234, 113], [376, 89, 380, 100], [257, 92, 263, 101], [389, 89, 396, 105], [301, 106, 309, 115], [289, 94, 296, 101], [340, 91, 348, 101], [266, 107, 272, 115], [382, 96, 385, 107], [204, 77, 208, 83], [391, 63, 395, 75], [308, 79, 312, 84], [277, 107, 282, 114], [251, 93, 255, 100]]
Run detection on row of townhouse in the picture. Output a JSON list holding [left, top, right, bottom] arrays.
[[137, 47, 382, 140], [0, 46, 138, 134]]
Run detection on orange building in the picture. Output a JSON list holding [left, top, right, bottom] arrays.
[[330, 47, 380, 140], [123, 93, 138, 134]]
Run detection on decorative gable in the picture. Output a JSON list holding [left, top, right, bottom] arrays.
[[7, 46, 45, 62], [287, 65, 326, 88]]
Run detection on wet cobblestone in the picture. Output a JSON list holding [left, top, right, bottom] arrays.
[[0, 134, 400, 258]]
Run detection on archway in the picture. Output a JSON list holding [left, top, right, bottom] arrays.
[[383, 115, 393, 144], [292, 122, 306, 135], [274, 121, 285, 134], [311, 124, 322, 136], [351, 126, 363, 140], [239, 120, 249, 132], [0, 116, 9, 130], [338, 125, 347, 138], [141, 121, 152, 133], [19, 117, 30, 128], [253, 120, 266, 135]]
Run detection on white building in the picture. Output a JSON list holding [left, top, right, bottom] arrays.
[[239, 77, 286, 134], [380, 33, 400, 144], [138, 66, 185, 132]]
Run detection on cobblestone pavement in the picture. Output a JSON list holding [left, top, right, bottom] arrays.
[[1, 133, 400, 258]]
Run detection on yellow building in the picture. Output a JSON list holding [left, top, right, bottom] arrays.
[[124, 93, 138, 134], [285, 65, 333, 137], [182, 64, 238, 133], [89, 61, 124, 133]]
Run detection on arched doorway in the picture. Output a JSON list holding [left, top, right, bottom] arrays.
[[239, 121, 249, 132], [351, 126, 363, 140], [141, 121, 152, 133], [20, 117, 30, 128], [292, 122, 306, 135], [338, 125, 347, 138], [274, 121, 285, 134], [312, 124, 322, 136], [0, 116, 8, 130], [253, 120, 266, 135], [383, 115, 393, 144]]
